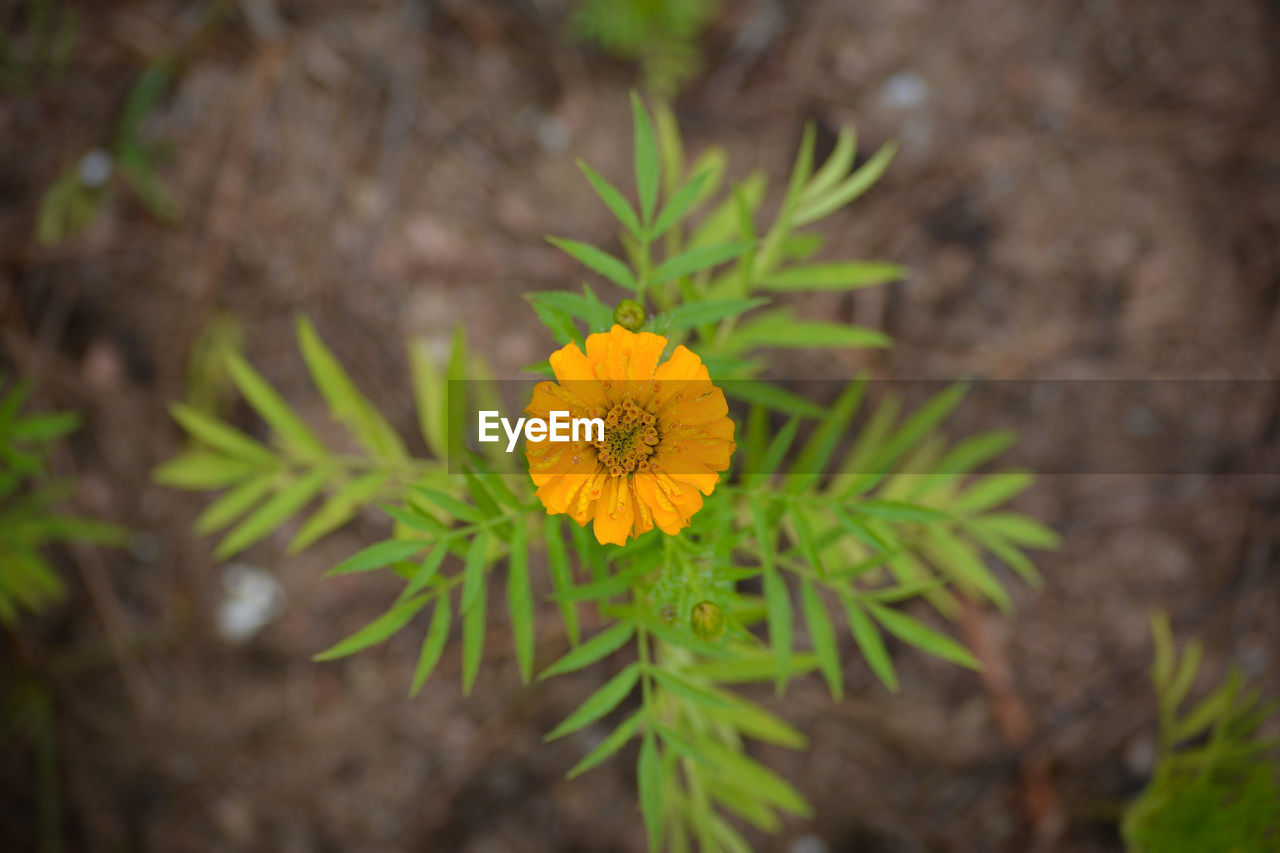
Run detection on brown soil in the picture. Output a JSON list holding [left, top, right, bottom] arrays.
[[2, 0, 1278, 851]]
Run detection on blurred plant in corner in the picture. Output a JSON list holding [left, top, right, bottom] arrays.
[[0, 0, 77, 95], [24, 0, 232, 246], [0, 375, 128, 853], [570, 0, 721, 96], [1123, 613, 1280, 853], [35, 62, 180, 246], [0, 378, 127, 623]]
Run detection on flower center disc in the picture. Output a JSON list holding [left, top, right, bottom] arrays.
[[593, 397, 659, 477]]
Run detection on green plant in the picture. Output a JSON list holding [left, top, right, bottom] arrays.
[[0, 378, 126, 623], [1123, 612, 1280, 852], [158, 95, 1057, 850], [0, 0, 77, 95], [35, 62, 180, 246], [571, 0, 720, 96]]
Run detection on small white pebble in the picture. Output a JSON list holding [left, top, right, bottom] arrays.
[[790, 834, 829, 853], [536, 115, 570, 154], [216, 563, 285, 642], [879, 71, 930, 111], [77, 148, 113, 188]]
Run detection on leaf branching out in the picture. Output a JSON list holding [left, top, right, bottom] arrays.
[[538, 95, 904, 393], [155, 98, 1062, 853], [156, 317, 484, 559]]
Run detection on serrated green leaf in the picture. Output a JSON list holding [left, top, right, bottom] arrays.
[[580, 283, 615, 331], [966, 526, 1042, 587], [868, 602, 978, 669], [539, 622, 635, 680], [153, 452, 257, 489], [507, 519, 534, 684], [578, 160, 643, 236], [800, 125, 856, 204], [526, 290, 592, 322], [650, 668, 730, 708], [662, 298, 768, 332], [800, 579, 842, 698], [410, 594, 452, 696], [651, 241, 752, 286], [921, 527, 1013, 612], [1150, 611, 1175, 692], [194, 474, 276, 535], [462, 471, 502, 519], [682, 652, 820, 684], [384, 502, 448, 536], [400, 542, 448, 601], [546, 237, 638, 292], [853, 500, 950, 523], [545, 517, 580, 645], [700, 740, 813, 818], [709, 782, 782, 835], [170, 403, 275, 464], [409, 339, 448, 459], [728, 319, 891, 351], [10, 412, 79, 442], [762, 261, 906, 292], [289, 470, 391, 553], [794, 141, 897, 226], [327, 537, 427, 576], [314, 593, 429, 661], [214, 468, 329, 559], [967, 513, 1059, 548], [460, 531, 490, 614], [409, 486, 484, 524], [567, 709, 643, 779], [461, 571, 486, 695], [706, 696, 808, 749], [296, 317, 407, 461], [638, 729, 663, 849], [749, 417, 798, 478], [225, 352, 326, 458], [870, 383, 969, 474], [786, 379, 865, 491], [650, 168, 711, 238], [789, 509, 825, 577], [550, 560, 650, 603], [631, 93, 660, 223], [1166, 638, 1203, 718], [951, 471, 1034, 514], [755, 504, 793, 695], [545, 663, 640, 741], [722, 380, 826, 419], [844, 598, 898, 691], [688, 171, 765, 251], [930, 431, 1018, 477], [530, 299, 582, 347]]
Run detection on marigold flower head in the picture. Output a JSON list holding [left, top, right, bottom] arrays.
[[525, 325, 735, 545]]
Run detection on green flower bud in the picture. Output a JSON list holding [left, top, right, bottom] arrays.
[[613, 299, 646, 332], [690, 600, 726, 641]]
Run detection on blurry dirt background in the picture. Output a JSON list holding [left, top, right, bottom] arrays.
[[2, 0, 1279, 850]]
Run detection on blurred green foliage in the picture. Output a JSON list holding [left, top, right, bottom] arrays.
[[0, 378, 127, 624], [1123, 612, 1280, 852], [571, 0, 720, 95]]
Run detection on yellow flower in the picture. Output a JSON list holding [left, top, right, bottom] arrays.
[[525, 325, 735, 545]]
